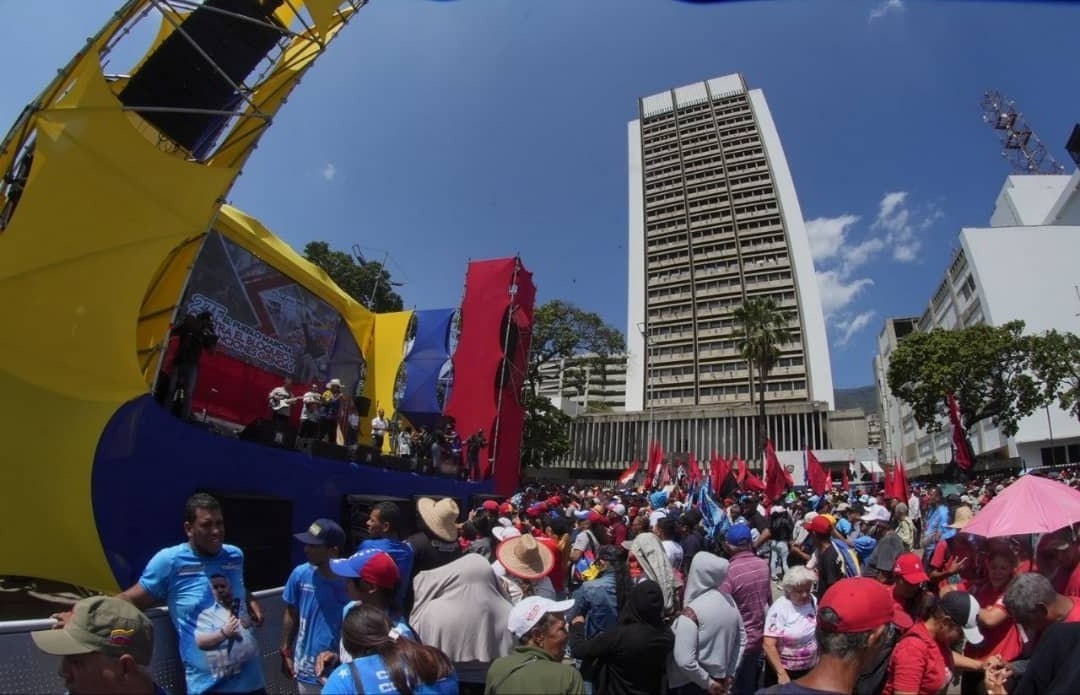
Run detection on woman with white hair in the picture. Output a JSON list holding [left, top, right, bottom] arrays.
[[762, 565, 819, 686]]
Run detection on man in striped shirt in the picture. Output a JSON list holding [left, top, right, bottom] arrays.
[[721, 522, 772, 694]]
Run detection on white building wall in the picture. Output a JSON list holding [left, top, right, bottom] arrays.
[[749, 89, 834, 409], [876, 220, 1080, 473], [989, 175, 1071, 227], [625, 119, 646, 412], [1045, 170, 1080, 226], [962, 224, 1080, 468]]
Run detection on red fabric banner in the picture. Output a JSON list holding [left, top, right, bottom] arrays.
[[445, 258, 535, 495], [806, 448, 830, 495], [948, 393, 973, 472], [764, 439, 791, 503]]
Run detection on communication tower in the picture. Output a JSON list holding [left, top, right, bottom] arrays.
[[981, 90, 1066, 175]]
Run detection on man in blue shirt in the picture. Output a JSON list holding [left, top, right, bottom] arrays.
[[119, 493, 265, 695], [360, 501, 414, 607], [922, 486, 949, 564], [282, 518, 350, 694]]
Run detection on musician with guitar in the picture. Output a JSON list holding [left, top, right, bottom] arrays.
[[268, 378, 301, 425]]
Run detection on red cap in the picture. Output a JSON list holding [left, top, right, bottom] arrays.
[[804, 515, 833, 536], [628, 507, 638, 518], [892, 553, 930, 584], [547, 496, 561, 506], [482, 500, 499, 512], [499, 502, 514, 515], [819, 577, 894, 633]]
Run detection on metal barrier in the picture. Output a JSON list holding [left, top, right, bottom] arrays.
[[0, 588, 296, 695]]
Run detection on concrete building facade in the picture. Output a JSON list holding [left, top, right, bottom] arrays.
[[625, 73, 833, 414], [535, 353, 627, 415], [877, 173, 1080, 473]]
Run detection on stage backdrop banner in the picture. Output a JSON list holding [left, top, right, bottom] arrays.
[[176, 230, 363, 424]]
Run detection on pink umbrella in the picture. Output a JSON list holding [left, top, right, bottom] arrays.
[[963, 475, 1080, 538]]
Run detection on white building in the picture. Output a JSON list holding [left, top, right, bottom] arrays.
[[877, 172, 1080, 473], [535, 353, 627, 415], [626, 73, 833, 414]]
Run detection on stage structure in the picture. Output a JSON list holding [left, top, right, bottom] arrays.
[[0, 0, 533, 593]]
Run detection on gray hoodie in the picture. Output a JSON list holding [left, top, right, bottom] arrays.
[[666, 552, 747, 690]]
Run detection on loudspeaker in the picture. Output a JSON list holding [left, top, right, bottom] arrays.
[[240, 418, 296, 449], [209, 492, 292, 591], [310, 440, 349, 462], [354, 396, 372, 417]]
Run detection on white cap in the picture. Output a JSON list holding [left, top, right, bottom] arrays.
[[507, 596, 575, 638], [610, 503, 626, 516], [492, 526, 522, 542], [861, 505, 891, 523]]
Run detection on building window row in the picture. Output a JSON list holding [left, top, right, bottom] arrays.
[[730, 185, 775, 202], [765, 379, 808, 393], [734, 200, 779, 219], [644, 152, 682, 169], [680, 132, 719, 149], [958, 274, 976, 301], [646, 189, 687, 207], [744, 270, 792, 287], [645, 233, 687, 252], [646, 217, 685, 236], [694, 259, 741, 277], [949, 250, 968, 280], [648, 268, 691, 285]]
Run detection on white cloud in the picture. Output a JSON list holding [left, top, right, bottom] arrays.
[[869, 0, 904, 22], [817, 269, 874, 318], [321, 162, 337, 181], [834, 310, 877, 347], [871, 190, 942, 263], [806, 214, 860, 264]]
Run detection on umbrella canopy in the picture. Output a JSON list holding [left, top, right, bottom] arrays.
[[963, 475, 1080, 538]]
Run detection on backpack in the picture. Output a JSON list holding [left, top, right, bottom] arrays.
[[571, 530, 598, 584], [853, 624, 917, 695], [831, 538, 862, 578]]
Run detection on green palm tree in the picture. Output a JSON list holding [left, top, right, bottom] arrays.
[[733, 296, 791, 456]]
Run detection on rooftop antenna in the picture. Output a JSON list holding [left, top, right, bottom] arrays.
[[981, 90, 1066, 175]]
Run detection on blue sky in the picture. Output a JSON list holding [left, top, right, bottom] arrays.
[[2, 0, 1079, 389]]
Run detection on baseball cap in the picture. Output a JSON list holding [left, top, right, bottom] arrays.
[[482, 500, 499, 512], [329, 548, 400, 589], [892, 553, 930, 584], [499, 502, 514, 515], [574, 509, 604, 524], [819, 577, 894, 634], [507, 596, 576, 638], [609, 503, 627, 516], [942, 591, 984, 645], [804, 515, 833, 536], [293, 518, 346, 549], [31, 596, 153, 665], [726, 523, 753, 546]]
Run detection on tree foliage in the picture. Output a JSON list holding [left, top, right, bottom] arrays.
[[303, 241, 404, 312], [886, 321, 1047, 438], [733, 296, 792, 448], [1031, 329, 1080, 421], [520, 390, 573, 468], [527, 300, 625, 395]]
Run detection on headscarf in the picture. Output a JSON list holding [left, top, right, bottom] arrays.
[[409, 553, 513, 665], [619, 579, 665, 629], [627, 532, 675, 614]]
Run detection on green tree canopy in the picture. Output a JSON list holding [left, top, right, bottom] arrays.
[[520, 390, 572, 468], [1030, 329, 1080, 421], [886, 320, 1047, 438], [303, 241, 404, 312], [528, 300, 625, 395]]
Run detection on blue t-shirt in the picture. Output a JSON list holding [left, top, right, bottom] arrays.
[[322, 654, 458, 695], [359, 538, 414, 605], [139, 542, 264, 694], [283, 563, 350, 685]]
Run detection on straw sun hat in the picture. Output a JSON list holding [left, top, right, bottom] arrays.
[[496, 533, 556, 581], [417, 497, 460, 542]]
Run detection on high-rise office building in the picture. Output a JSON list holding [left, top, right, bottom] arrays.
[[626, 73, 833, 412]]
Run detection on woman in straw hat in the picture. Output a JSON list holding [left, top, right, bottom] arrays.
[[407, 498, 464, 578], [493, 531, 557, 603]]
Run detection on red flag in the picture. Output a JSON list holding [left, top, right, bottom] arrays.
[[743, 471, 767, 492], [734, 459, 748, 484], [646, 441, 665, 488], [841, 464, 850, 491], [764, 440, 790, 503], [883, 464, 896, 498], [806, 448, 830, 495], [948, 393, 973, 472], [617, 460, 640, 487], [688, 454, 702, 486], [894, 457, 911, 502]]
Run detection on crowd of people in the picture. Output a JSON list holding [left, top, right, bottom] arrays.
[[30, 467, 1080, 695]]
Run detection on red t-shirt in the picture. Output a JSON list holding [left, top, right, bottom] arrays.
[[1062, 563, 1080, 598], [965, 582, 1023, 662], [884, 622, 952, 695], [534, 534, 565, 593], [1065, 598, 1080, 623], [891, 586, 915, 631]]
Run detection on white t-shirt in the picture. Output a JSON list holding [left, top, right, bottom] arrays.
[[371, 417, 388, 435], [300, 390, 321, 421], [763, 595, 818, 671], [268, 386, 292, 415], [662, 539, 684, 570]]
